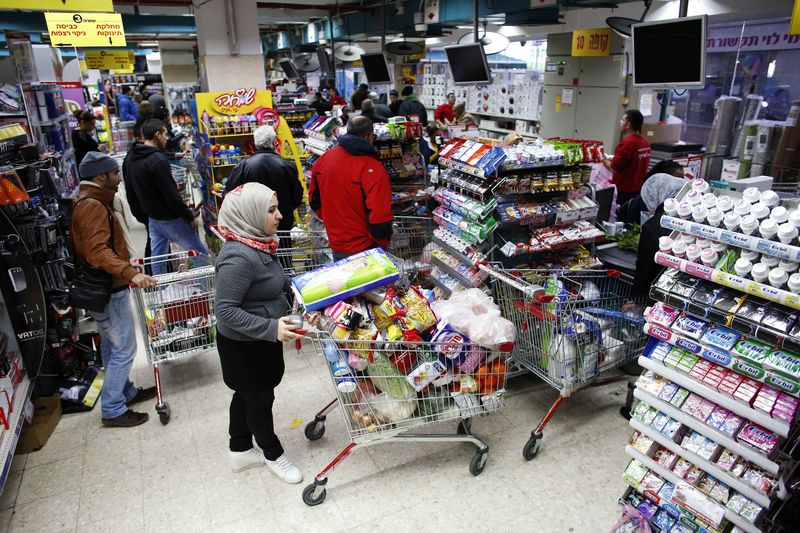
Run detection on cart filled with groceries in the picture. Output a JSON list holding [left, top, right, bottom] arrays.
[[291, 248, 516, 506]]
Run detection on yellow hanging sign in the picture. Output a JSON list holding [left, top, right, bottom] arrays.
[[791, 0, 800, 36], [45, 12, 126, 47], [0, 0, 113, 10], [85, 50, 134, 70], [571, 28, 612, 57]]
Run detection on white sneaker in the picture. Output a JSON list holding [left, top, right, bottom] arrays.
[[228, 449, 265, 473], [265, 454, 303, 484]]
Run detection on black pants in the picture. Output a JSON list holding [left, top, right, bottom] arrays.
[[229, 389, 284, 460]]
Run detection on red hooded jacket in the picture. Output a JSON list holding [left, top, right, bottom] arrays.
[[309, 134, 394, 254]]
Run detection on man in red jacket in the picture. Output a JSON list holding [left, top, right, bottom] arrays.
[[604, 109, 651, 208], [309, 115, 393, 260], [434, 93, 455, 126]]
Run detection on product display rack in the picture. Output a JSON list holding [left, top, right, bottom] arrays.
[[0, 374, 31, 494], [622, 181, 800, 533], [374, 121, 428, 216]]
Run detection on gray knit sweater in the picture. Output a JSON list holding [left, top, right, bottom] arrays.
[[214, 240, 290, 342]]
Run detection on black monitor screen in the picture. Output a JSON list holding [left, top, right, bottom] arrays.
[[360, 53, 392, 84], [278, 58, 301, 80], [445, 43, 492, 85], [632, 16, 706, 88]]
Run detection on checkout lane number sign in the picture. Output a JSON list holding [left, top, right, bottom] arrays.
[[571, 28, 612, 57], [45, 12, 126, 47]]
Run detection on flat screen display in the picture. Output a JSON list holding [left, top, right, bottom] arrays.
[[316, 46, 334, 76], [360, 52, 392, 84], [278, 58, 301, 80], [444, 43, 492, 85], [632, 15, 707, 88]]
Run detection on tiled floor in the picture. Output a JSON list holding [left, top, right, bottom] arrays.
[[0, 335, 635, 532]]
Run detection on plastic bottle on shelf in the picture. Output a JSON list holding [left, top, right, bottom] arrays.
[[658, 236, 674, 255], [739, 215, 759, 236], [779, 259, 799, 274], [771, 206, 789, 224], [664, 198, 680, 218], [789, 209, 800, 230], [679, 233, 695, 245], [695, 237, 710, 249], [740, 249, 760, 262], [234, 146, 242, 162], [751, 202, 770, 222], [677, 202, 693, 220], [692, 205, 708, 224], [231, 115, 241, 134], [723, 212, 741, 232], [760, 219, 779, 241], [716, 195, 734, 214], [778, 222, 798, 245], [734, 200, 752, 217], [752, 263, 770, 284], [672, 241, 688, 258], [686, 244, 702, 263], [692, 178, 710, 194], [761, 190, 780, 208], [706, 208, 723, 228], [769, 268, 788, 290], [789, 273, 800, 293], [762, 255, 779, 268], [710, 240, 728, 254], [701, 193, 717, 210], [701, 249, 718, 268], [734, 258, 753, 279], [686, 190, 702, 206], [743, 186, 762, 204]]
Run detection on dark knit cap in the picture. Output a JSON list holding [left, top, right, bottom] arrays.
[[79, 151, 119, 180]]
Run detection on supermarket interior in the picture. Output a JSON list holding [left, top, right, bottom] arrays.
[[0, 0, 800, 531]]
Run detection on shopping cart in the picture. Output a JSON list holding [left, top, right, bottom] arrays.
[[484, 266, 647, 461], [130, 250, 216, 424], [301, 331, 510, 506], [390, 215, 434, 262]]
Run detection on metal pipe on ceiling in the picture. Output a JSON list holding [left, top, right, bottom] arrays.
[[225, 0, 239, 55], [678, 0, 689, 17], [257, 2, 369, 12], [473, 0, 478, 42]]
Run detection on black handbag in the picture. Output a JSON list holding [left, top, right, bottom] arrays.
[[68, 198, 116, 313]]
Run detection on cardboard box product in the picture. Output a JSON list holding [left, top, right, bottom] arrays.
[[15, 394, 62, 455], [642, 123, 682, 144]]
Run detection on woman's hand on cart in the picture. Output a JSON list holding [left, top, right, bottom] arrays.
[[278, 316, 305, 342], [132, 273, 158, 289]]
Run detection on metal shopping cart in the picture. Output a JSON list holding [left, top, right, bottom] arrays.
[[301, 330, 510, 506], [484, 266, 647, 461], [130, 250, 216, 424]]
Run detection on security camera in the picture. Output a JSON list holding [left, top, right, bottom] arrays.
[[414, 12, 426, 36]]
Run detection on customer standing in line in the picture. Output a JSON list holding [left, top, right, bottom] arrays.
[[350, 83, 370, 111], [214, 182, 304, 482], [603, 109, 651, 208], [453, 102, 476, 126], [434, 92, 456, 127], [117, 86, 138, 121], [72, 111, 108, 166], [388, 89, 401, 117], [397, 85, 428, 125], [126, 118, 209, 275], [308, 116, 393, 260], [359, 99, 388, 124], [71, 152, 157, 427]]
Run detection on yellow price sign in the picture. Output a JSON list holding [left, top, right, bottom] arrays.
[[85, 50, 133, 70], [571, 28, 612, 57], [792, 0, 800, 35], [0, 0, 113, 10], [45, 12, 126, 47]]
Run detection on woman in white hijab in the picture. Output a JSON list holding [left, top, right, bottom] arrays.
[[214, 182, 304, 483]]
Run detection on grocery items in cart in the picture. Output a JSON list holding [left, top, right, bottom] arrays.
[[294, 251, 515, 506], [130, 251, 216, 425], [620, 177, 800, 533]]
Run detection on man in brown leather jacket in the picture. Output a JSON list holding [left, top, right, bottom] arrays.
[[72, 151, 157, 427]]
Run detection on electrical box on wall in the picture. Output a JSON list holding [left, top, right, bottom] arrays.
[[540, 32, 628, 151]]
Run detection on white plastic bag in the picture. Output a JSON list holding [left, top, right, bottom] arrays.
[[430, 288, 516, 347]]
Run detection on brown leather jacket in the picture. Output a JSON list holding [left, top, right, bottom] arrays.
[[71, 182, 139, 289]]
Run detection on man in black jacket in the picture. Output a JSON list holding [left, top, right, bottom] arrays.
[[126, 118, 209, 275]]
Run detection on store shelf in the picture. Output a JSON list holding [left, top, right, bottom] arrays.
[[429, 275, 455, 297], [471, 110, 539, 122], [0, 375, 31, 493], [431, 234, 486, 266], [629, 417, 772, 507], [624, 445, 760, 533], [39, 114, 69, 127], [654, 252, 800, 311], [431, 255, 483, 289], [638, 355, 791, 437], [438, 157, 488, 178], [0, 112, 25, 118], [662, 215, 800, 264], [479, 125, 537, 138], [205, 132, 253, 139], [633, 388, 780, 475]]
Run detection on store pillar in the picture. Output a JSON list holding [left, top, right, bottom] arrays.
[[195, 0, 265, 92]]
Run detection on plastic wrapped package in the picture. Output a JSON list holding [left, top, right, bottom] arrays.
[[429, 288, 516, 347]]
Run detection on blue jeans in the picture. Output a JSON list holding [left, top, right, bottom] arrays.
[[149, 218, 210, 276], [89, 289, 139, 419]]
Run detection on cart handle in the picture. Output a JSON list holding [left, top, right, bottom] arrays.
[[131, 250, 199, 266], [477, 263, 554, 303]]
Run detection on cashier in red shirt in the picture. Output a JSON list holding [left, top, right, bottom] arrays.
[[603, 109, 651, 208], [434, 93, 455, 127]]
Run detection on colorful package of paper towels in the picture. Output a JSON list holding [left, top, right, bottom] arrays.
[[291, 248, 400, 311]]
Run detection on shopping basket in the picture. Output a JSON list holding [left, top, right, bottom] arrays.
[[484, 266, 647, 461], [300, 329, 510, 506], [130, 250, 216, 424]]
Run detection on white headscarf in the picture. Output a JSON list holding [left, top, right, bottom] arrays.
[[218, 182, 278, 242], [641, 173, 686, 212]]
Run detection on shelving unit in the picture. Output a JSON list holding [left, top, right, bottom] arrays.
[[0, 375, 31, 493]]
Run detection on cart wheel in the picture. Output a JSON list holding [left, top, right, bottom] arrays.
[[302, 483, 327, 506], [522, 435, 541, 461], [156, 403, 171, 425], [304, 420, 326, 441], [619, 405, 632, 421], [469, 452, 487, 476]]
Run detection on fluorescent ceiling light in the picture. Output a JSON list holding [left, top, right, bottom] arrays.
[[139, 42, 158, 47]]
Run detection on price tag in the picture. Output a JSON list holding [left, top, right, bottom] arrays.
[[571, 28, 612, 57], [85, 50, 134, 70], [45, 12, 126, 47]]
